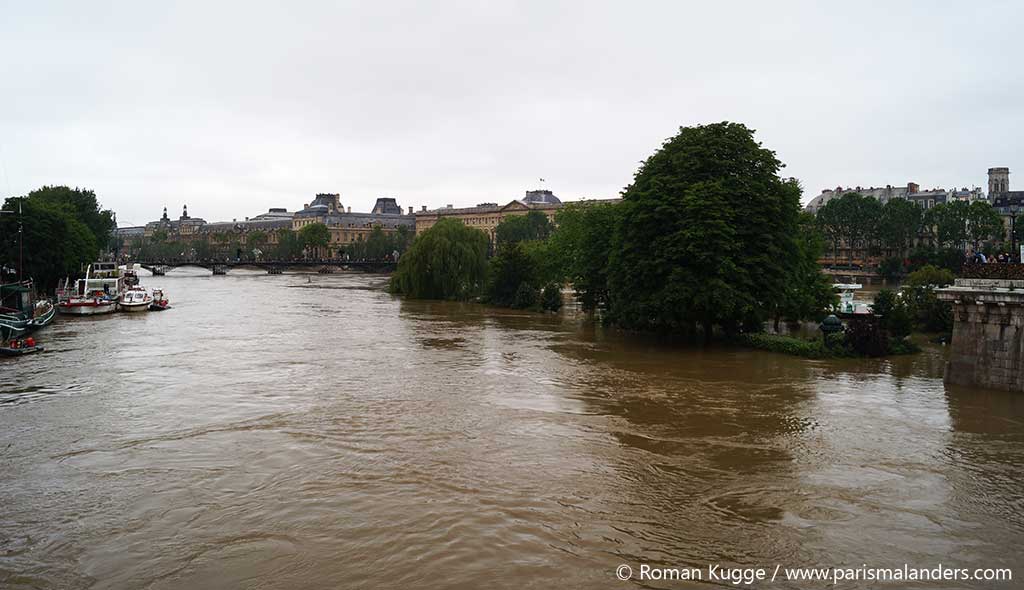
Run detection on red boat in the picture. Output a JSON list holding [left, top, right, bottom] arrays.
[[149, 288, 171, 311]]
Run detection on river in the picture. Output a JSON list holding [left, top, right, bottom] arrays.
[[2, 271, 1022, 589]]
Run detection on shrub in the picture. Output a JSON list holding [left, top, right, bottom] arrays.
[[871, 289, 913, 340], [486, 242, 538, 307], [844, 316, 889, 357], [905, 264, 955, 288], [737, 333, 831, 356], [541, 283, 563, 312], [512, 282, 539, 309]]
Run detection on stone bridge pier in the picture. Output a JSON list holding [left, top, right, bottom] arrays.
[[938, 278, 1024, 392]]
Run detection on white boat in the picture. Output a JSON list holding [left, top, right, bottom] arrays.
[[833, 283, 871, 315], [119, 286, 153, 312], [56, 263, 122, 315]]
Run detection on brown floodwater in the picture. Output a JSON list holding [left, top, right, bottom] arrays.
[[1, 271, 1022, 589]]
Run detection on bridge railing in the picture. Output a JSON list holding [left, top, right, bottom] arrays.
[[960, 263, 1024, 280]]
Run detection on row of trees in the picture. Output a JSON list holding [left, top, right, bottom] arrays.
[[126, 223, 414, 262], [1, 186, 115, 291], [816, 192, 1005, 265], [392, 122, 838, 339]]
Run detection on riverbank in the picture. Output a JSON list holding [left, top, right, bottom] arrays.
[[736, 332, 921, 359]]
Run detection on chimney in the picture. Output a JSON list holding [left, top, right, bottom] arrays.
[[446, 204, 453, 209], [303, 203, 309, 209], [347, 206, 351, 213], [421, 205, 427, 212], [408, 206, 413, 215]]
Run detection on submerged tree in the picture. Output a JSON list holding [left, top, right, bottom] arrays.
[[547, 201, 620, 312], [389, 218, 488, 300], [606, 122, 805, 339]]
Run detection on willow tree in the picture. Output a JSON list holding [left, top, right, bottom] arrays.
[[606, 122, 803, 339], [389, 218, 488, 300]]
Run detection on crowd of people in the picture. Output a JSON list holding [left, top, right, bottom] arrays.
[[970, 251, 1018, 264]]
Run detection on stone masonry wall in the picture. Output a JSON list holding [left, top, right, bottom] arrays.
[[940, 279, 1024, 392]]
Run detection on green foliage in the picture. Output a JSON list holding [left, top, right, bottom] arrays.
[[966, 200, 1004, 250], [485, 242, 537, 307], [815, 192, 883, 263], [907, 245, 964, 275], [298, 222, 330, 251], [389, 218, 488, 300], [548, 201, 620, 312], [273, 228, 304, 259], [843, 316, 889, 357], [779, 211, 838, 322], [905, 264, 955, 287], [247, 229, 268, 246], [494, 210, 552, 247], [871, 289, 913, 340], [736, 333, 840, 359], [606, 122, 802, 338], [512, 282, 540, 309], [1, 190, 110, 291], [541, 283, 563, 312], [878, 256, 904, 280], [25, 186, 115, 249], [879, 198, 923, 255]]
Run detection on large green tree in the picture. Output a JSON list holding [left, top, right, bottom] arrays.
[[298, 222, 331, 253], [1, 197, 99, 291], [25, 186, 115, 250], [965, 200, 1004, 251], [606, 122, 802, 339], [778, 212, 838, 327], [485, 242, 538, 307], [495, 210, 552, 247], [816, 192, 882, 264], [879, 198, 923, 256], [547, 201, 621, 312], [389, 218, 488, 300], [925, 201, 969, 250]]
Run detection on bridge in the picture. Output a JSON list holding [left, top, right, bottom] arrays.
[[137, 259, 397, 276]]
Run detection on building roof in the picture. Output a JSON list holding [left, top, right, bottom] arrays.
[[321, 211, 415, 228]]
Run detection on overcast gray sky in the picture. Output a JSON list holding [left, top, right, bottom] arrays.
[[1, 1, 1021, 226]]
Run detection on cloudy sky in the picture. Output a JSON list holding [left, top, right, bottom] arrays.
[[1, 1, 1021, 226]]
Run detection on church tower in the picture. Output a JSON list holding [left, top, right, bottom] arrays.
[[988, 167, 1010, 196]]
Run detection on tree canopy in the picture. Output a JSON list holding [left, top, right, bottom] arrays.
[[494, 211, 552, 247], [605, 122, 808, 338], [1, 187, 113, 291], [389, 218, 489, 300], [298, 222, 331, 251], [547, 201, 620, 312]]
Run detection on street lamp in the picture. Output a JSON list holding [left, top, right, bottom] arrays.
[[0, 197, 23, 282], [1010, 203, 1020, 263]]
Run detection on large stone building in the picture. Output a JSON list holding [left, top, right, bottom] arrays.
[[414, 189, 564, 242], [804, 182, 985, 214], [116, 194, 415, 257], [292, 194, 415, 256]]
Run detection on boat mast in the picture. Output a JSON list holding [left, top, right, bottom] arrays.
[[17, 197, 22, 283]]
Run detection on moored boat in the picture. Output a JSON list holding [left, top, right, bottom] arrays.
[[1, 280, 54, 338], [832, 283, 871, 315], [149, 288, 171, 311], [119, 286, 153, 312], [57, 263, 122, 315], [0, 336, 43, 357]]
